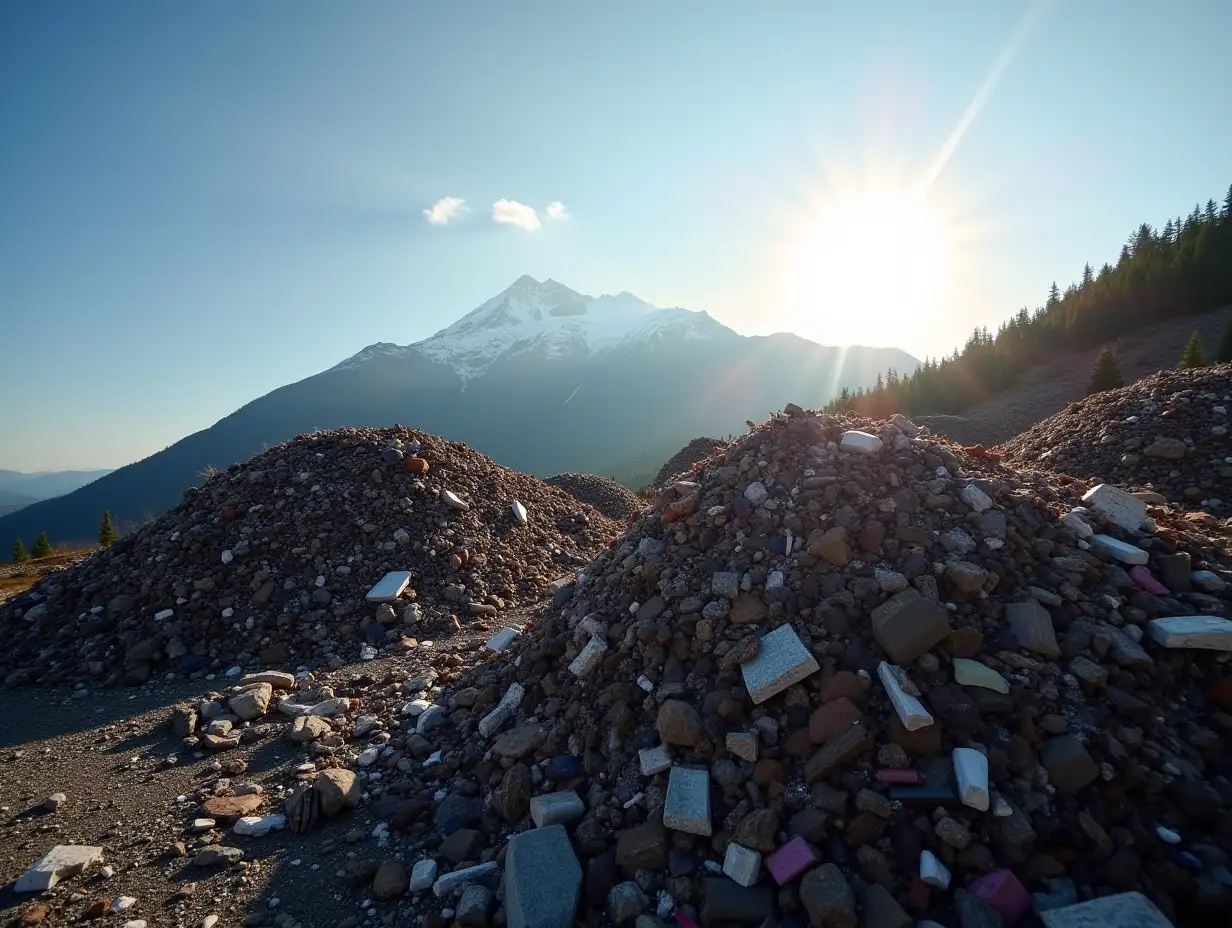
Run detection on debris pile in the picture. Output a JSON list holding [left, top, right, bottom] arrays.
[[999, 365, 1232, 513], [191, 407, 1232, 927], [0, 427, 616, 686], [544, 473, 646, 522], [653, 436, 729, 487]]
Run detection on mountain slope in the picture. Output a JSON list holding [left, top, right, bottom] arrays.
[[0, 278, 917, 544]]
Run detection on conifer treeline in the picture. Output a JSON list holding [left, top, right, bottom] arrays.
[[825, 185, 1232, 419]]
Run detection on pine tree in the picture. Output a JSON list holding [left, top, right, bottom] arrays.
[[31, 531, 52, 558], [1087, 346, 1124, 394], [1217, 321, 1232, 363], [1178, 331, 1207, 370], [98, 510, 119, 547], [11, 538, 27, 563]]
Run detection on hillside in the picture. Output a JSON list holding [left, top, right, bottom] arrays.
[[914, 305, 1232, 447], [0, 277, 914, 548]]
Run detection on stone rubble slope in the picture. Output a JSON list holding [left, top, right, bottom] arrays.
[[170, 408, 1232, 928], [0, 427, 616, 687], [998, 364, 1232, 515], [544, 473, 647, 522], [652, 437, 730, 488]]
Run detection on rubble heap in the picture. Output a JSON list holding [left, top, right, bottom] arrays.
[[0, 427, 616, 687], [196, 408, 1232, 928], [999, 365, 1232, 514], [544, 473, 646, 522], [653, 437, 729, 488]]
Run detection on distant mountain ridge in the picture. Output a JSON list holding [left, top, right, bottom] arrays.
[[0, 277, 917, 545], [0, 469, 113, 521]]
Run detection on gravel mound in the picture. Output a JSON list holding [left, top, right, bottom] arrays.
[[544, 473, 646, 522], [0, 427, 616, 686], [174, 407, 1232, 926], [653, 436, 728, 487], [999, 365, 1232, 513]]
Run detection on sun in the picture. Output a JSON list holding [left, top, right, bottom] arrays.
[[781, 187, 953, 347]]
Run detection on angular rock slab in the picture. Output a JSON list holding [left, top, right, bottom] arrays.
[[741, 624, 819, 705], [839, 430, 883, 454], [1090, 534, 1148, 565], [504, 824, 582, 928], [15, 845, 104, 892], [1039, 891, 1174, 928], [529, 790, 585, 828], [1148, 616, 1232, 651], [365, 571, 411, 603], [871, 592, 952, 664], [1006, 600, 1060, 657], [1081, 484, 1146, 532], [722, 843, 762, 887], [663, 766, 712, 836]]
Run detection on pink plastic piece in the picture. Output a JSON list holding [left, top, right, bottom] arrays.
[[673, 909, 699, 928], [765, 835, 819, 885], [875, 768, 921, 784], [968, 869, 1032, 926], [1130, 566, 1169, 595]]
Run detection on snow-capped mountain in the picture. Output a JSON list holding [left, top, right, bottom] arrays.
[[333, 276, 718, 383], [0, 276, 919, 545]]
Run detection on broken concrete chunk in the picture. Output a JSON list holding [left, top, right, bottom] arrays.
[[485, 627, 520, 652], [432, 861, 500, 899], [919, 850, 951, 889], [952, 658, 1009, 694], [1090, 534, 1148, 565], [639, 745, 672, 776], [478, 683, 525, 738], [1147, 616, 1232, 651], [365, 571, 412, 603], [1039, 891, 1174, 928], [505, 825, 581, 928], [1006, 600, 1060, 657], [877, 662, 934, 731], [839, 430, 883, 454], [961, 484, 993, 512], [1081, 484, 1146, 532], [15, 845, 105, 892], [740, 624, 819, 705], [568, 635, 608, 678], [722, 842, 762, 887], [663, 766, 712, 836], [952, 747, 990, 812], [530, 790, 585, 828]]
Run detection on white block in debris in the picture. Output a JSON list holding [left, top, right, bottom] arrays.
[[1081, 484, 1146, 532], [14, 845, 105, 892], [433, 861, 499, 898], [365, 571, 412, 603], [639, 745, 672, 776], [1147, 616, 1232, 651], [1090, 534, 1148, 565], [442, 489, 469, 510], [485, 628, 520, 652], [877, 662, 933, 731], [1061, 510, 1095, 538], [568, 635, 608, 678], [839, 430, 883, 454], [530, 790, 586, 828], [409, 858, 438, 892], [961, 484, 993, 512], [740, 624, 819, 705], [233, 814, 286, 837], [1039, 891, 1174, 928], [477, 683, 525, 738], [154, 609, 174, 621], [952, 747, 990, 812], [722, 843, 761, 887], [663, 766, 712, 836], [952, 658, 1009, 694], [919, 850, 951, 889], [511, 500, 528, 525]]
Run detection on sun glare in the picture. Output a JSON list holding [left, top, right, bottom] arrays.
[[782, 188, 953, 347]]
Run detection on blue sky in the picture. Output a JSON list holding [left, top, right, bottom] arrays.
[[2, 1, 1230, 470]]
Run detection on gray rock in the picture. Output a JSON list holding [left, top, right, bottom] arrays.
[[608, 881, 648, 925], [863, 883, 912, 928], [656, 700, 702, 745], [871, 593, 952, 664], [529, 790, 585, 828], [316, 768, 361, 816], [955, 889, 1004, 928], [193, 846, 244, 868], [1039, 892, 1173, 928], [1007, 601, 1060, 657], [1041, 735, 1099, 793], [799, 863, 856, 928], [456, 884, 492, 927], [663, 766, 712, 836], [504, 825, 581, 928], [700, 878, 775, 924], [740, 623, 819, 704], [373, 859, 408, 900]]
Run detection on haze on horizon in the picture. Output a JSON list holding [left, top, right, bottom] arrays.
[[2, 1, 1230, 472]]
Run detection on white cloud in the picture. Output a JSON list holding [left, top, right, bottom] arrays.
[[423, 196, 468, 226], [491, 199, 541, 231], [546, 200, 568, 221]]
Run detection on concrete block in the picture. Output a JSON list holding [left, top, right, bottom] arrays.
[[511, 500, 528, 525], [15, 845, 105, 892], [1091, 534, 1148, 565], [1007, 601, 1060, 657], [663, 766, 712, 836], [505, 825, 582, 928], [1081, 484, 1146, 532], [952, 658, 1009, 694], [485, 628, 520, 652], [1039, 892, 1173, 928], [871, 594, 952, 664], [568, 635, 608, 678], [530, 790, 585, 828], [765, 836, 817, 885], [952, 747, 990, 812], [877, 662, 934, 731], [478, 683, 526, 738], [740, 624, 819, 705], [1148, 616, 1232, 651], [433, 861, 500, 898], [961, 484, 993, 512], [919, 849, 951, 889], [839, 430, 883, 454], [639, 744, 672, 776], [1060, 510, 1095, 538], [722, 843, 761, 887], [365, 571, 411, 603]]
